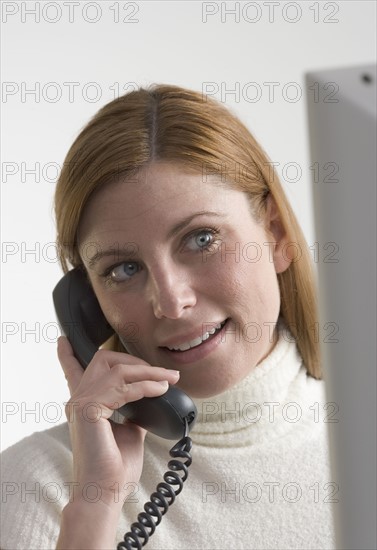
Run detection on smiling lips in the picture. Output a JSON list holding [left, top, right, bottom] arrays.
[[165, 320, 227, 352]]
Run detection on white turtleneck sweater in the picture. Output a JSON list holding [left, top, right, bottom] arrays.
[[1, 329, 336, 550]]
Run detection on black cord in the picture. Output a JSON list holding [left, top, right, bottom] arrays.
[[117, 419, 193, 550]]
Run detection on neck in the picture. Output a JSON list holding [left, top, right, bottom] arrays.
[[190, 322, 306, 447]]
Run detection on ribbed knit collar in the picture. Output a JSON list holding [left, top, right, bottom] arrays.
[[190, 321, 309, 447]]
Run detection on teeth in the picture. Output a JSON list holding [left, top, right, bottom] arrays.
[[168, 321, 225, 352]]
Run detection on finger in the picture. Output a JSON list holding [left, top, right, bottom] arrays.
[[88, 349, 152, 371], [123, 380, 170, 403], [82, 349, 179, 386], [57, 336, 84, 394], [83, 379, 171, 419], [109, 363, 180, 385], [81, 348, 152, 383]]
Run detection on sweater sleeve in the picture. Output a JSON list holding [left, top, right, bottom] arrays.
[[1, 423, 73, 550]]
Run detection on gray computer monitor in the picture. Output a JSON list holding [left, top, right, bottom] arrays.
[[306, 64, 376, 549]]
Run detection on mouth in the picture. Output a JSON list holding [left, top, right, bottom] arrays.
[[159, 318, 230, 365], [166, 319, 228, 352]]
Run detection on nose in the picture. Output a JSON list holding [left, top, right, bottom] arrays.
[[147, 261, 197, 319]]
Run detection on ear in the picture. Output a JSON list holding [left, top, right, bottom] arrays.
[[265, 195, 292, 274]]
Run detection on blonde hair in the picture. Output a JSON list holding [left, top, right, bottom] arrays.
[[54, 84, 321, 379]]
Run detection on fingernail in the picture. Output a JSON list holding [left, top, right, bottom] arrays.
[[158, 380, 169, 388], [172, 370, 180, 378]]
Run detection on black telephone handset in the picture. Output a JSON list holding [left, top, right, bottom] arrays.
[[53, 267, 197, 440], [53, 267, 196, 548]]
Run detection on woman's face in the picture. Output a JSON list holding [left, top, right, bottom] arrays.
[[78, 162, 291, 398]]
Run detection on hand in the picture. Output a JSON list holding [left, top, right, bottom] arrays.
[[57, 336, 180, 507]]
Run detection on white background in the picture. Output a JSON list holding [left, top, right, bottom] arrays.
[[1, 0, 376, 451]]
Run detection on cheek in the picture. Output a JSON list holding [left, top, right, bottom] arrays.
[[95, 292, 146, 344], [105, 299, 152, 359], [214, 249, 281, 320]]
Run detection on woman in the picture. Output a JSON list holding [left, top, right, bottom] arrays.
[[1, 84, 335, 549]]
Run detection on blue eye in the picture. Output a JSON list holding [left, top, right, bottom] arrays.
[[187, 229, 218, 251], [110, 262, 139, 282], [196, 232, 212, 248]]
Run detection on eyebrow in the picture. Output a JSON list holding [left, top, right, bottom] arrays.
[[166, 210, 226, 240], [87, 246, 138, 268], [87, 210, 226, 267]]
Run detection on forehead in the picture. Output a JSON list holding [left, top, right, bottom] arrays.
[[78, 162, 247, 241]]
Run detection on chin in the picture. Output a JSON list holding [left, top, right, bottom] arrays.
[[177, 368, 246, 399]]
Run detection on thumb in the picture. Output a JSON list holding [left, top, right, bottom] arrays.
[[57, 336, 84, 395]]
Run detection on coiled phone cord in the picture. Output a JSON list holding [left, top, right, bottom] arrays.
[[117, 418, 193, 550]]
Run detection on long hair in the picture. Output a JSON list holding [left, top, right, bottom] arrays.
[[54, 84, 321, 378]]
